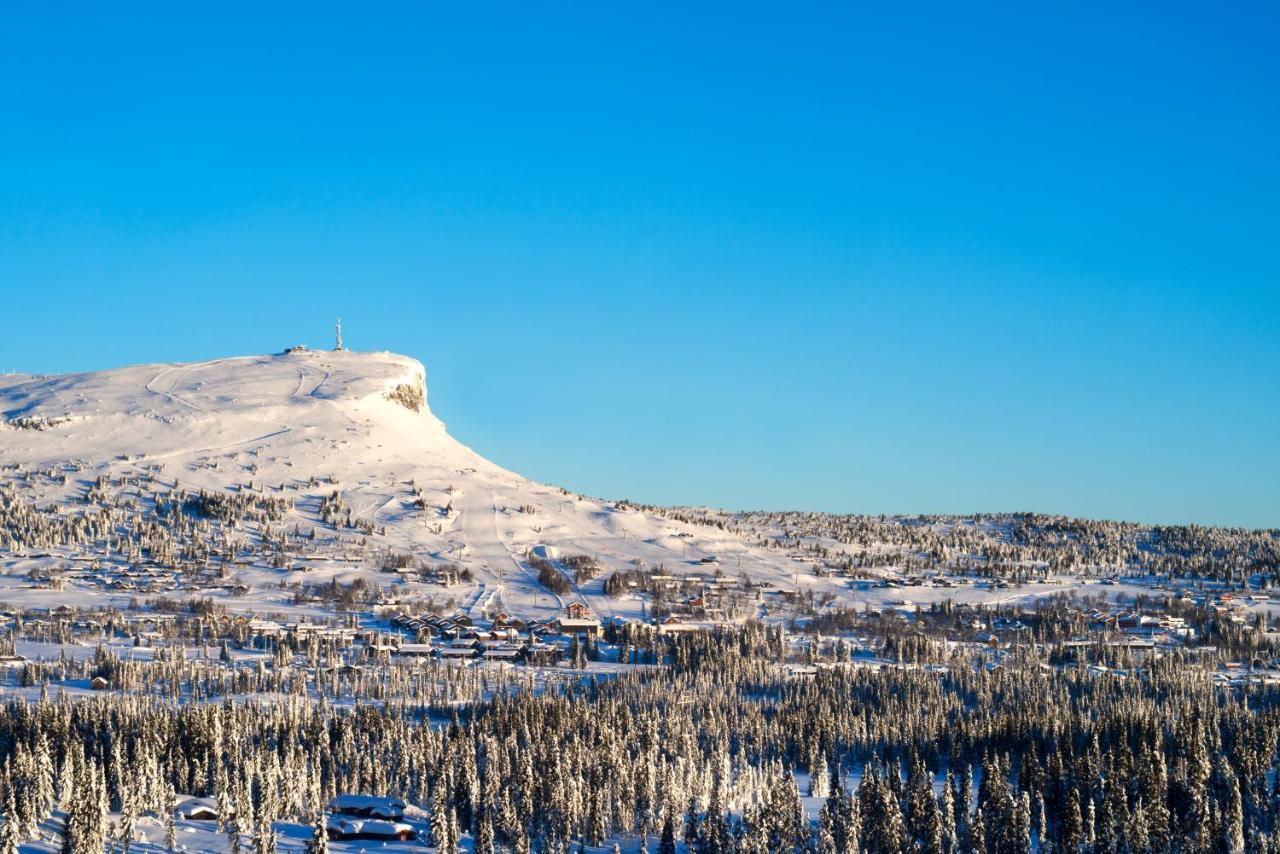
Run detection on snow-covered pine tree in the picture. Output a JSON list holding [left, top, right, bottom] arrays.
[[0, 788, 19, 854], [165, 783, 178, 851]]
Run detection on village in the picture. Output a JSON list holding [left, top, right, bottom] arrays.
[[3, 560, 1280, 705]]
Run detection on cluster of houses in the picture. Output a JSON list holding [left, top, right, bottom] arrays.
[[373, 603, 611, 666], [1086, 609, 1195, 639], [875, 574, 963, 589], [976, 609, 1197, 657], [651, 572, 742, 620]]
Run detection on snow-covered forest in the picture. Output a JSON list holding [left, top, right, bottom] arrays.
[[0, 627, 1276, 852]]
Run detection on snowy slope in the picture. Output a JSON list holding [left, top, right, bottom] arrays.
[[0, 349, 822, 620]]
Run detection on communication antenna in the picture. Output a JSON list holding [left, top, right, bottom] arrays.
[[335, 318, 344, 351]]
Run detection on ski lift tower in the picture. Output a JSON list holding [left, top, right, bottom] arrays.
[[334, 318, 344, 351]]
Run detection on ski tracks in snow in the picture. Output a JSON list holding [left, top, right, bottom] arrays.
[[460, 479, 564, 616]]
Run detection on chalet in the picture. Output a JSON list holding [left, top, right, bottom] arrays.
[[176, 797, 226, 821], [1116, 612, 1142, 631], [247, 618, 284, 637], [326, 818, 416, 842], [394, 643, 435, 657], [556, 617, 602, 638], [328, 794, 406, 821], [657, 616, 699, 635], [440, 642, 478, 659], [492, 612, 526, 631], [481, 644, 522, 661], [89, 676, 110, 690], [783, 664, 818, 680], [556, 603, 601, 637]]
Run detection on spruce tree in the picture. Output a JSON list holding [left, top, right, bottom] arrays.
[[659, 805, 677, 854], [164, 783, 178, 852], [0, 788, 19, 854], [968, 807, 985, 854]]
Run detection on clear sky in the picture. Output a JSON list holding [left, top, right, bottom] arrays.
[[1, 3, 1277, 528]]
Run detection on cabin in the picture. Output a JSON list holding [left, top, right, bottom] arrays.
[[481, 644, 521, 661], [492, 612, 526, 631], [556, 617, 601, 638], [89, 676, 110, 690], [439, 641, 478, 659], [393, 643, 435, 657], [657, 615, 699, 635], [328, 794, 406, 821], [557, 604, 601, 637], [326, 817, 416, 842], [176, 797, 227, 821]]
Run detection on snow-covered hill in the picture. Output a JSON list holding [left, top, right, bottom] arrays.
[[3, 349, 1273, 626], [0, 349, 821, 620]]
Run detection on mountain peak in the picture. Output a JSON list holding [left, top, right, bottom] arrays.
[[0, 349, 456, 471], [2, 349, 430, 419], [0, 348, 757, 624]]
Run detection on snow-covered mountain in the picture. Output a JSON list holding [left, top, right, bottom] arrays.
[[0, 349, 818, 620], [4, 349, 1271, 626]]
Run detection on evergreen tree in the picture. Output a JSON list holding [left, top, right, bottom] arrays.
[[685, 795, 700, 847], [1216, 757, 1245, 854], [968, 807, 985, 854], [304, 805, 328, 854], [811, 757, 832, 799], [860, 766, 904, 854], [659, 804, 678, 854], [118, 779, 137, 853], [0, 788, 19, 854], [907, 762, 943, 854], [432, 781, 458, 854], [254, 808, 277, 854], [476, 805, 495, 854], [1058, 787, 1082, 854], [164, 783, 178, 851]]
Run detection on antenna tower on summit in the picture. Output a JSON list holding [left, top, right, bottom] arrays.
[[335, 318, 344, 351]]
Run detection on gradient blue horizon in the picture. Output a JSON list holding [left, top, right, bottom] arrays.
[[1, 3, 1277, 528]]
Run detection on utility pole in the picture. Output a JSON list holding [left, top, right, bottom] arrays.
[[335, 318, 344, 351]]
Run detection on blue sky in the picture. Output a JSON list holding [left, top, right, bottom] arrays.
[[1, 3, 1276, 527]]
